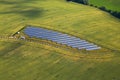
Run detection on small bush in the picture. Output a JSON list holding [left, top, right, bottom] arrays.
[[94, 6, 98, 8], [106, 10, 112, 13], [99, 6, 106, 11], [111, 11, 120, 18], [90, 4, 93, 6], [67, 0, 88, 5], [66, 0, 71, 1]]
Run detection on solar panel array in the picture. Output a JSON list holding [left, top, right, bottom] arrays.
[[24, 26, 101, 51]]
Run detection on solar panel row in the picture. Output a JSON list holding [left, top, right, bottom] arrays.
[[24, 26, 101, 51]]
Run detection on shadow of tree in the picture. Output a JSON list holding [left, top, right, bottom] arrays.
[[0, 7, 44, 19], [19, 8, 43, 18], [0, 0, 44, 19], [0, 42, 23, 56], [0, 0, 37, 5]]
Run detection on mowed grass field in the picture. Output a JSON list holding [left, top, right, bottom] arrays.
[[89, 0, 120, 12], [0, 0, 120, 80], [0, 40, 120, 80]]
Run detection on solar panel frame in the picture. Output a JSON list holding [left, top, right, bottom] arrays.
[[24, 27, 101, 51]]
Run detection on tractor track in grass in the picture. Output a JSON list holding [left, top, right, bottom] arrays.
[[0, 36, 114, 61]]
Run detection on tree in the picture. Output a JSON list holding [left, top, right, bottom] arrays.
[[99, 6, 106, 11], [67, 0, 88, 4]]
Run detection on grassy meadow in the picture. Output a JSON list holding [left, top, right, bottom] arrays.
[[89, 0, 120, 12], [0, 40, 120, 80], [0, 0, 120, 80]]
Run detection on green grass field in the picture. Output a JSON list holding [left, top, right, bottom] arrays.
[[89, 0, 120, 12], [0, 0, 120, 80], [0, 40, 120, 80]]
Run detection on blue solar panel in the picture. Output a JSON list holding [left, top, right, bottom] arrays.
[[24, 26, 101, 51], [78, 47, 84, 49], [86, 47, 101, 51], [64, 41, 87, 45]]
